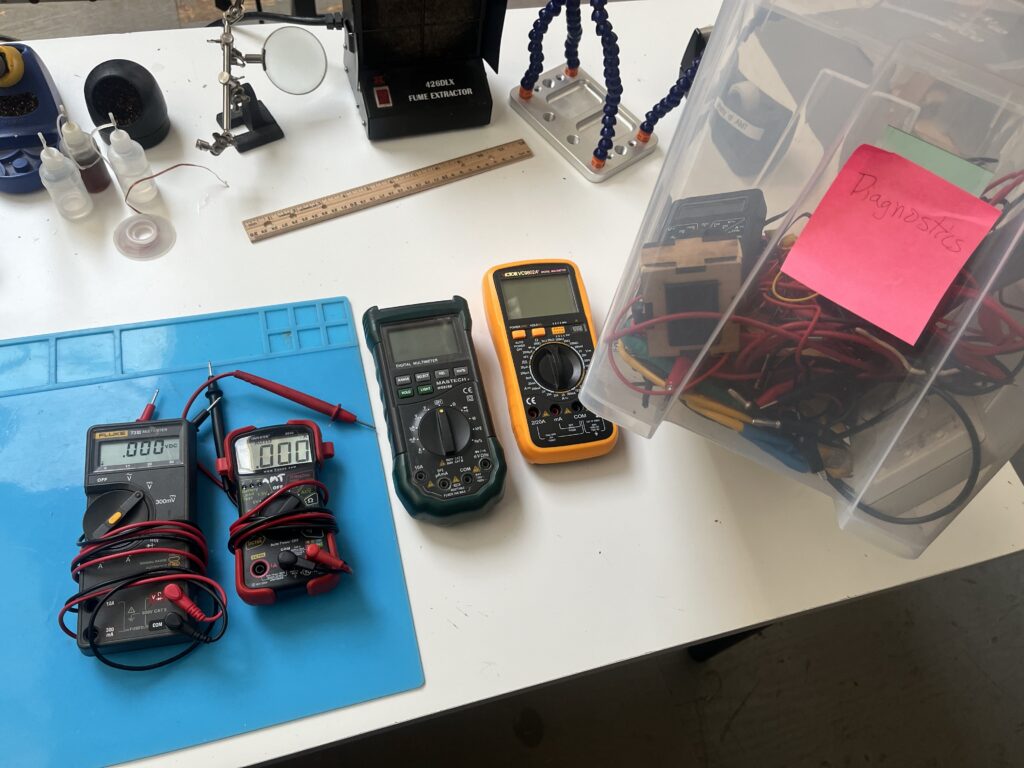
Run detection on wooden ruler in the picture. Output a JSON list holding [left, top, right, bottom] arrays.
[[242, 139, 534, 243]]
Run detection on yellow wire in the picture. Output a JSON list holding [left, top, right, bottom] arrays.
[[682, 394, 752, 424], [771, 270, 819, 303], [616, 341, 668, 387], [686, 404, 745, 432]]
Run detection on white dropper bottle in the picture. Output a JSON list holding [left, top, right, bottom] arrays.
[[37, 134, 94, 220], [107, 128, 159, 204]]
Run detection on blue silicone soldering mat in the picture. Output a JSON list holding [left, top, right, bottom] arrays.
[[0, 298, 423, 767]]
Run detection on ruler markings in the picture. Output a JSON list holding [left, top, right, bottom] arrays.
[[243, 140, 533, 243]]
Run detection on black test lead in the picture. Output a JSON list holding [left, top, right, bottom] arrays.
[[205, 362, 231, 489], [191, 396, 222, 429]]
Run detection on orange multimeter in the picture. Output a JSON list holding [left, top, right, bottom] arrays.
[[483, 259, 618, 464]]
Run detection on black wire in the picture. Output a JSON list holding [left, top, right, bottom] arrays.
[[227, 502, 338, 552], [76, 520, 205, 550], [830, 394, 918, 440], [85, 575, 228, 672], [206, 12, 330, 27], [764, 210, 789, 226], [939, 355, 1023, 397], [999, 193, 1024, 219], [827, 388, 982, 526]]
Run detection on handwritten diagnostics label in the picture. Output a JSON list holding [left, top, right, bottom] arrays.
[[781, 145, 1001, 345]]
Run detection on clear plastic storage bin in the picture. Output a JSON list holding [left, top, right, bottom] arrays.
[[580, 0, 1024, 557]]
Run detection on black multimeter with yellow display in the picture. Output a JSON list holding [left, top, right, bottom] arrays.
[[483, 259, 617, 463]]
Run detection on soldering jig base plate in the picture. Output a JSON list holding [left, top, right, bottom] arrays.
[[509, 65, 658, 183]]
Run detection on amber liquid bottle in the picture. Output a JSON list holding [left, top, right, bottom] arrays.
[[60, 121, 112, 194]]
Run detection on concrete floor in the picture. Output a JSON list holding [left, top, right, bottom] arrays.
[[6, 2, 1024, 766]]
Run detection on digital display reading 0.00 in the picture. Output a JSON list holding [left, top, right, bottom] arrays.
[[249, 435, 312, 472], [99, 438, 181, 467]]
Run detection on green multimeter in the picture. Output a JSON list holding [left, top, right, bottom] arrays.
[[363, 297, 507, 524]]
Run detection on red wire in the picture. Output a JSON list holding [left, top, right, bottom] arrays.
[[229, 512, 337, 550], [181, 372, 237, 420], [984, 170, 1024, 193], [198, 460, 227, 491], [74, 522, 208, 565], [606, 228, 1024, 408], [684, 354, 730, 391], [71, 547, 206, 578], [59, 573, 227, 638], [229, 479, 330, 533], [984, 171, 1024, 203]]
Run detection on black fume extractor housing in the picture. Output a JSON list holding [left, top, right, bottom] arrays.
[[342, 0, 508, 140]]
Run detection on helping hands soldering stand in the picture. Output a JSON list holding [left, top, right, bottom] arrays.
[[196, 1, 281, 155], [510, 2, 709, 182], [195, 1, 328, 155]]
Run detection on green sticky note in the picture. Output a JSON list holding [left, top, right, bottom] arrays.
[[880, 126, 993, 196]]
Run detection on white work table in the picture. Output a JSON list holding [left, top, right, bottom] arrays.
[[5, 3, 1024, 766]]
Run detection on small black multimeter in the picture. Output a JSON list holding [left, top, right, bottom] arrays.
[[218, 420, 345, 605], [662, 189, 767, 273], [363, 296, 507, 524], [80, 419, 197, 655]]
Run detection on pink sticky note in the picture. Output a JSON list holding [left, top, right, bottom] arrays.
[[781, 145, 1000, 345]]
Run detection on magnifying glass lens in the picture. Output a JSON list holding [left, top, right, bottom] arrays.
[[263, 26, 328, 96]]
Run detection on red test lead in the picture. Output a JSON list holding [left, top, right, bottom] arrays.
[[232, 370, 375, 430], [163, 582, 212, 623], [136, 389, 159, 422], [306, 543, 352, 574], [180, 370, 374, 431]]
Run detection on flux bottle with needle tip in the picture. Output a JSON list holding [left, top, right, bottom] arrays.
[[107, 126, 159, 204]]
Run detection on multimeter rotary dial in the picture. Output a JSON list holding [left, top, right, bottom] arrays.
[[530, 343, 585, 392], [417, 407, 472, 457]]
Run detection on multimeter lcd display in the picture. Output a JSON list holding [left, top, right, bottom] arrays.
[[238, 435, 312, 474], [388, 319, 461, 363], [501, 274, 579, 320], [98, 438, 181, 467]]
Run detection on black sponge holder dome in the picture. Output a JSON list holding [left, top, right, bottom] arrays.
[[84, 59, 170, 149]]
